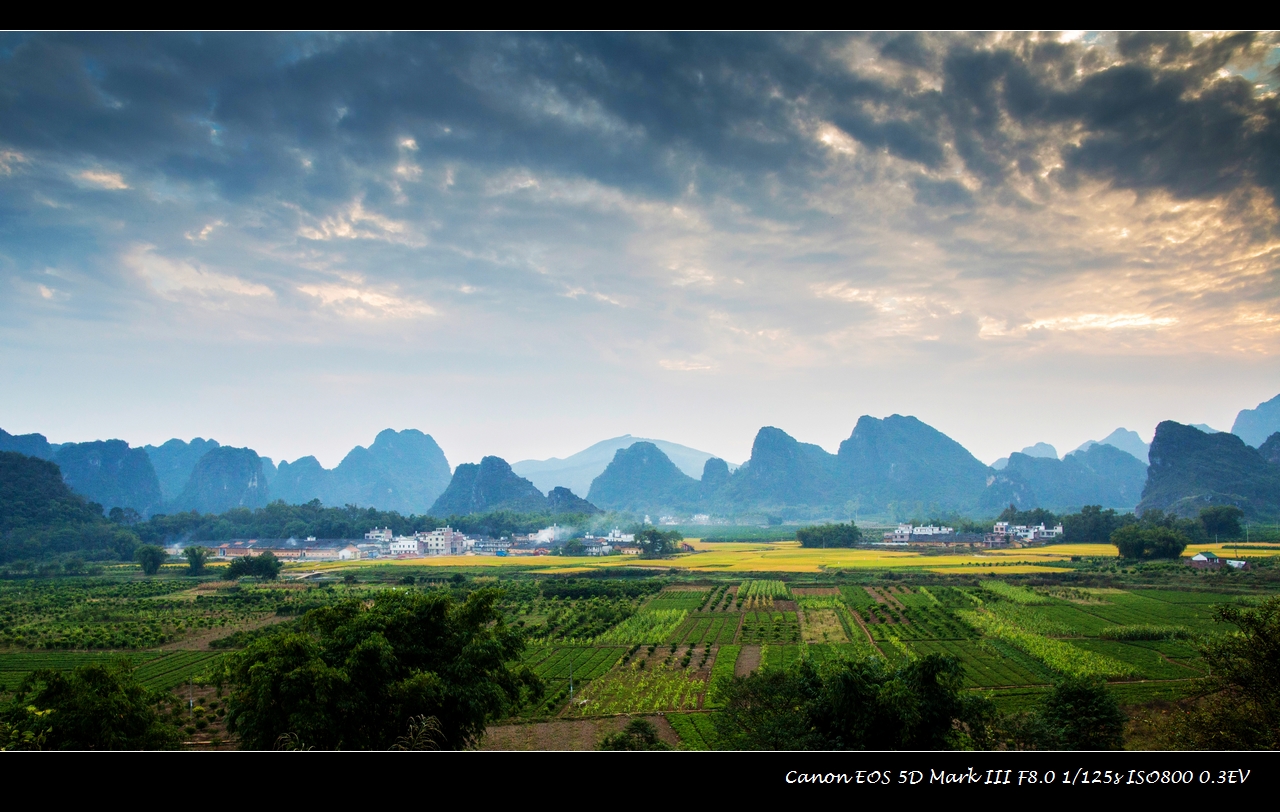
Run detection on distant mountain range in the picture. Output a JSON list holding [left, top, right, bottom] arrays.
[[511, 435, 732, 498], [0, 427, 451, 518], [2, 390, 1277, 520], [1233, 394, 1280, 448]]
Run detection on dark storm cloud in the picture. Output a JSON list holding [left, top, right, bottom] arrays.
[[1, 33, 1276, 212]]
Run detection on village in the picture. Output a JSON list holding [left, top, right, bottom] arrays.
[[196, 526, 645, 563], [877, 520, 1065, 548]]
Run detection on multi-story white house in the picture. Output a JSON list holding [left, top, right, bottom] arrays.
[[415, 527, 467, 555], [991, 521, 1064, 542], [389, 536, 424, 556], [365, 527, 394, 543]]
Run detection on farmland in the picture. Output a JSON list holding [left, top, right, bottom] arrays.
[[2, 537, 1277, 750]]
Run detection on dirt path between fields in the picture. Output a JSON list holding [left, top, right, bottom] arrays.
[[482, 714, 678, 750], [161, 613, 290, 651], [735, 645, 762, 676], [849, 609, 884, 656]]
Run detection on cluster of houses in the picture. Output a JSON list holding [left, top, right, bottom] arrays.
[[580, 528, 639, 556], [1188, 551, 1250, 570], [876, 521, 1064, 549], [185, 524, 655, 565], [210, 538, 364, 562]]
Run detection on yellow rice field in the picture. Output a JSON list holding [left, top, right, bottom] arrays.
[[295, 537, 1280, 576]]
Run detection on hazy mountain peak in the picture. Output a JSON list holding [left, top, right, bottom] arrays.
[[1020, 442, 1058, 459], [511, 434, 731, 497], [1073, 427, 1149, 464], [1231, 394, 1280, 447]]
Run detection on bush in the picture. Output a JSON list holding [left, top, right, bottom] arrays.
[[226, 551, 282, 580], [796, 522, 863, 548], [1112, 525, 1188, 559], [133, 545, 168, 576], [1, 662, 181, 750], [598, 718, 671, 750], [221, 589, 542, 750]]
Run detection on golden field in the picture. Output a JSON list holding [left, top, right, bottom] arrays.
[[293, 538, 1280, 576]]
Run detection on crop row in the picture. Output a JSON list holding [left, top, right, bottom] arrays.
[[960, 610, 1137, 679], [645, 590, 711, 612], [739, 612, 800, 644], [981, 581, 1052, 604], [909, 639, 1048, 688], [737, 580, 789, 603], [668, 713, 720, 750], [593, 610, 688, 645], [572, 660, 704, 716], [1098, 624, 1193, 641], [133, 651, 225, 691], [704, 645, 741, 709], [668, 615, 738, 646], [525, 646, 627, 681]]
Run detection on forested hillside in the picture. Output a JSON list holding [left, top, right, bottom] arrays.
[[1138, 421, 1280, 519]]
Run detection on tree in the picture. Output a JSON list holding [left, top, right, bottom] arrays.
[[221, 588, 542, 750], [998, 505, 1060, 528], [1039, 677, 1126, 750], [183, 545, 209, 575], [1199, 505, 1244, 539], [1062, 505, 1131, 544], [713, 654, 991, 750], [796, 522, 862, 548], [1, 662, 180, 750], [1163, 597, 1280, 749], [598, 718, 671, 750], [636, 528, 682, 558], [1111, 525, 1189, 559], [226, 551, 282, 580], [559, 539, 585, 557], [133, 544, 167, 576]]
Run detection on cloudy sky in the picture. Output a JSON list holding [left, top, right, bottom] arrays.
[[1, 32, 1278, 470]]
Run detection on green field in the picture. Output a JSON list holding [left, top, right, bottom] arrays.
[[0, 649, 224, 692], [1, 556, 1273, 750]]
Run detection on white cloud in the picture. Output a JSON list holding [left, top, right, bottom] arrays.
[[1028, 313, 1179, 331], [126, 244, 272, 298], [76, 169, 129, 190], [185, 220, 224, 241], [815, 122, 858, 156], [297, 199, 418, 244], [660, 358, 714, 371], [0, 150, 27, 175], [296, 281, 435, 319]]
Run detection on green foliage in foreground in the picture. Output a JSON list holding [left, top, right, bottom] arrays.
[[796, 522, 863, 548], [1, 661, 180, 750], [220, 589, 542, 750], [713, 653, 992, 750], [1161, 596, 1280, 749], [999, 677, 1126, 750], [598, 718, 672, 750]]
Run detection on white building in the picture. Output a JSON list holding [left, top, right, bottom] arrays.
[[910, 524, 954, 537], [587, 528, 636, 545], [992, 522, 1064, 542], [583, 540, 614, 556], [415, 527, 467, 556], [389, 536, 424, 556], [365, 527, 394, 543], [338, 545, 361, 561]]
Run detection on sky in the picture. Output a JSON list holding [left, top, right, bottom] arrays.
[[1, 32, 1278, 470]]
